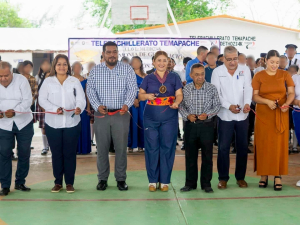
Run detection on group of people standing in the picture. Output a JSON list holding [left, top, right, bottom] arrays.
[[0, 40, 300, 196]]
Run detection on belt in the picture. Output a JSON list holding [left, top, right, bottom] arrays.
[[147, 96, 175, 106], [193, 118, 213, 124]]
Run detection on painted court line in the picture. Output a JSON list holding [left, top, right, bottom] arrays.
[[2, 195, 300, 202]]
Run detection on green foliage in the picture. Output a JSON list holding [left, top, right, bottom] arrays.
[[0, 1, 32, 28], [84, 0, 231, 33]]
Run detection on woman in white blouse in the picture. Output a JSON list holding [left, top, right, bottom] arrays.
[[39, 54, 86, 193]]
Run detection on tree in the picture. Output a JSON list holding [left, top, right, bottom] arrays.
[[0, 1, 31, 28], [84, 0, 232, 33]]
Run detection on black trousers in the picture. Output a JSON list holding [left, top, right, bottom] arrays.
[[217, 117, 249, 181], [185, 120, 214, 188], [0, 122, 33, 188], [45, 123, 81, 186]]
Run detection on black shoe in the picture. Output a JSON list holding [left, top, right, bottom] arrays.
[[176, 142, 179, 146], [0, 188, 10, 196], [180, 186, 196, 192], [117, 181, 128, 191], [214, 141, 218, 146], [181, 144, 185, 151], [203, 187, 214, 193], [15, 184, 31, 191], [96, 180, 107, 191], [41, 148, 49, 155], [231, 148, 237, 153], [30, 146, 34, 149], [11, 154, 18, 161], [248, 143, 253, 147], [247, 148, 252, 153], [259, 177, 268, 188], [177, 137, 183, 141], [91, 141, 96, 146], [274, 176, 282, 191]]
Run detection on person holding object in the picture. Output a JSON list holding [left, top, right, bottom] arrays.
[[87, 42, 138, 191], [138, 51, 183, 192], [252, 50, 295, 191], [211, 46, 253, 190], [0, 61, 34, 196], [179, 63, 221, 193], [39, 54, 86, 193]]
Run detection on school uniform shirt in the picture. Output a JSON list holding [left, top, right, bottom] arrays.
[[38, 76, 86, 129], [286, 56, 300, 69], [211, 64, 253, 122], [0, 73, 33, 131], [292, 74, 300, 109], [205, 66, 217, 83], [254, 67, 265, 74], [186, 57, 207, 84]]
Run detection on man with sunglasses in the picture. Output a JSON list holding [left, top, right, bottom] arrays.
[[211, 46, 253, 190]]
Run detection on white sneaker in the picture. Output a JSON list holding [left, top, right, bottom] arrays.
[[296, 180, 300, 187]]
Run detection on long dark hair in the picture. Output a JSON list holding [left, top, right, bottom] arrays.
[[266, 50, 280, 60], [49, 54, 72, 76], [131, 56, 145, 75], [38, 59, 50, 79]]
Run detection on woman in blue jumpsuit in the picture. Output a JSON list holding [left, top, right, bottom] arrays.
[[139, 51, 183, 192]]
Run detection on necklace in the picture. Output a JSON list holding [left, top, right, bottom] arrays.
[[154, 71, 169, 94]]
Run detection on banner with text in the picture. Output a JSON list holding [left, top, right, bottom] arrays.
[[68, 38, 220, 73]]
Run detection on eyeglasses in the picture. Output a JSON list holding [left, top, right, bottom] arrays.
[[225, 57, 238, 62]]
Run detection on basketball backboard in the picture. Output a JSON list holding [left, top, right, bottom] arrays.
[[111, 0, 167, 25]]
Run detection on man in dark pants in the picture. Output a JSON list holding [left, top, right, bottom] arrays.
[[211, 46, 253, 190], [179, 63, 221, 193], [0, 61, 34, 196]]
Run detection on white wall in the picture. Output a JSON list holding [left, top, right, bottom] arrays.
[[0, 52, 32, 69], [136, 18, 300, 58]]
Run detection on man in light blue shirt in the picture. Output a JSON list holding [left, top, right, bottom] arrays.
[[186, 46, 208, 84]]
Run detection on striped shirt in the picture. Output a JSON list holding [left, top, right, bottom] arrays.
[[179, 81, 221, 121], [86, 61, 138, 111]]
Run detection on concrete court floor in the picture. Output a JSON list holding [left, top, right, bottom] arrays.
[[0, 123, 300, 225]]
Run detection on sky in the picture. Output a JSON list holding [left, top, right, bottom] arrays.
[[10, 0, 300, 30]]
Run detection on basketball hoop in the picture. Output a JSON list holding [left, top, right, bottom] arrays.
[[130, 6, 149, 29]]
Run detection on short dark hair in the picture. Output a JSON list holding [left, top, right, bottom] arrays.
[[206, 52, 217, 58], [266, 50, 280, 60], [197, 46, 208, 55], [101, 55, 103, 59], [121, 56, 129, 62], [289, 64, 299, 72], [217, 54, 223, 60], [210, 45, 219, 51], [103, 41, 118, 52], [23, 60, 33, 68], [279, 55, 287, 59], [171, 58, 176, 64], [152, 56, 154, 61], [255, 58, 260, 64], [190, 63, 204, 73], [246, 55, 255, 61], [183, 57, 192, 64]]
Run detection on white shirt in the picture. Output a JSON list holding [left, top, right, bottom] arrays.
[[286, 56, 300, 69], [211, 64, 253, 121], [0, 73, 33, 131], [38, 76, 86, 129], [178, 69, 186, 82], [254, 67, 265, 74], [293, 74, 300, 109]]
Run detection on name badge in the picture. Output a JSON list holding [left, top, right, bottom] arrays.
[[239, 71, 244, 76]]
